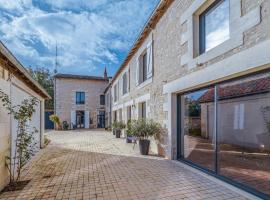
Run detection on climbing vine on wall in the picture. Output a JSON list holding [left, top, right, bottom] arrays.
[[0, 90, 38, 184]]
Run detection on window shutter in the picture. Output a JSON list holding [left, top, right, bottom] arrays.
[[71, 111, 76, 127], [85, 111, 90, 129], [127, 70, 130, 92], [136, 58, 140, 86], [146, 40, 153, 79], [119, 77, 122, 97]]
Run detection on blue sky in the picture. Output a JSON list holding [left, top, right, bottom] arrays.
[[0, 0, 159, 77]]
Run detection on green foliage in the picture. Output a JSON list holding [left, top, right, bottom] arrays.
[[188, 102, 201, 117], [112, 121, 126, 131], [28, 67, 54, 110], [62, 121, 69, 130], [49, 114, 60, 126], [44, 136, 51, 146], [0, 89, 38, 183], [130, 119, 163, 140], [126, 120, 133, 137]]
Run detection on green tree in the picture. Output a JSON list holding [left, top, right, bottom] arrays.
[[28, 67, 54, 110]]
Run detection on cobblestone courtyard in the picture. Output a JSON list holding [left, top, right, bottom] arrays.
[[0, 130, 261, 200]]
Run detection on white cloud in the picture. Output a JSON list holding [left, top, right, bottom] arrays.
[[0, 0, 159, 75]]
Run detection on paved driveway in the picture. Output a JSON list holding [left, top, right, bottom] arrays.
[[0, 130, 260, 200]]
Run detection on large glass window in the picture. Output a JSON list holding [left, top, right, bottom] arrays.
[[76, 92, 85, 105], [199, 0, 230, 54], [217, 72, 270, 196], [181, 87, 215, 171], [178, 71, 270, 197]]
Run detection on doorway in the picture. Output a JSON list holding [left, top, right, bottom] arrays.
[[76, 110, 85, 128], [97, 111, 105, 128]]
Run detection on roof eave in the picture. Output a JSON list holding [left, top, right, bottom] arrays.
[[0, 41, 51, 100], [111, 0, 173, 84]]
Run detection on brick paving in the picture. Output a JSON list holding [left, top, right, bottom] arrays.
[[0, 130, 260, 200]]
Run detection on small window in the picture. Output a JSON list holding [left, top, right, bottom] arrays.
[[128, 68, 130, 92], [199, 0, 230, 54], [139, 102, 146, 119], [100, 95, 105, 105], [114, 84, 118, 102], [0, 67, 5, 79], [142, 52, 148, 82], [122, 72, 127, 95], [113, 111, 117, 122], [76, 92, 85, 104], [127, 106, 132, 121]]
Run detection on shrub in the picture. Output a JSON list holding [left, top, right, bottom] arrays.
[[130, 119, 162, 140], [49, 114, 61, 129], [126, 120, 133, 137], [62, 121, 69, 130], [112, 121, 126, 131], [49, 114, 60, 124]]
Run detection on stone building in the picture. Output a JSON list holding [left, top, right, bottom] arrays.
[[0, 42, 50, 190], [108, 0, 270, 198], [54, 70, 109, 129]]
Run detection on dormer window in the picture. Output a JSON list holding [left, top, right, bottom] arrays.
[[199, 0, 230, 54]]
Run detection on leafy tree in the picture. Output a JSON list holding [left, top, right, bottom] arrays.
[[28, 67, 54, 110]]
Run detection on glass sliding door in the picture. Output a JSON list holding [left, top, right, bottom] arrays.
[[178, 70, 270, 197], [180, 87, 216, 171], [217, 72, 270, 196]]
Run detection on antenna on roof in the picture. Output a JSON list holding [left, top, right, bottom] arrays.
[[54, 41, 59, 74]]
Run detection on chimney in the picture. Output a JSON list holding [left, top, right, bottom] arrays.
[[104, 67, 108, 79]]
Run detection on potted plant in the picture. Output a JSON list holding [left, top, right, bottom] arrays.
[[126, 120, 133, 143], [112, 122, 118, 135], [49, 114, 61, 130], [115, 121, 126, 138], [62, 121, 69, 130], [131, 119, 162, 155]]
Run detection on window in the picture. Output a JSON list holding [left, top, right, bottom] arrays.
[[113, 83, 118, 102], [142, 52, 148, 82], [136, 41, 153, 86], [139, 102, 146, 119], [199, 0, 230, 54], [113, 111, 117, 122], [128, 68, 130, 92], [100, 95, 105, 105], [127, 106, 132, 121], [76, 92, 85, 104], [118, 109, 122, 121], [177, 71, 270, 196], [0, 67, 4, 79], [122, 72, 127, 95]]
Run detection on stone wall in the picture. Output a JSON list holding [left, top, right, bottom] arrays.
[[0, 69, 11, 191], [55, 78, 108, 128], [111, 0, 270, 158]]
